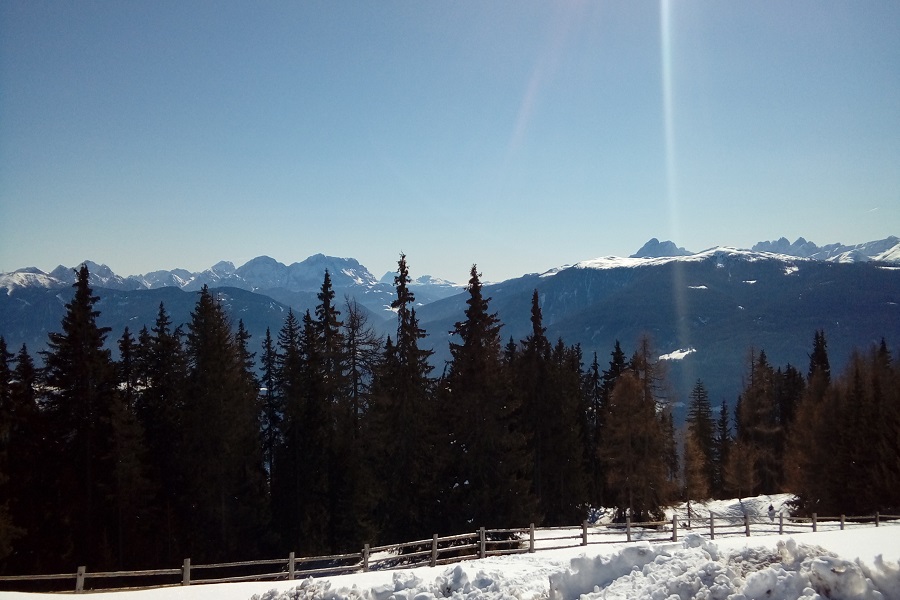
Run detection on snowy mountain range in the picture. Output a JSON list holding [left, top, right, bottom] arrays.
[[2, 236, 898, 297], [2, 236, 898, 409]]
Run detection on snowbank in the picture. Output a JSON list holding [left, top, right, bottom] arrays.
[[3, 526, 898, 600], [550, 532, 900, 600]]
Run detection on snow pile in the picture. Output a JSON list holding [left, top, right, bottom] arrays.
[[550, 535, 898, 599], [249, 533, 899, 600], [251, 567, 519, 600]]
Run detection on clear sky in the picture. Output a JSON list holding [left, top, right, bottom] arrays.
[[2, 1, 898, 284]]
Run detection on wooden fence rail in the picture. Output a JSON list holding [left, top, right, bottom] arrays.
[[2, 514, 897, 593]]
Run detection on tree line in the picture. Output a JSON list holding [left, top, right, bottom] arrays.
[[1, 257, 898, 574]]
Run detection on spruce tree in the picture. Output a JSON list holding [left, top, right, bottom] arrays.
[[602, 340, 628, 403], [712, 400, 732, 498], [182, 286, 269, 560], [369, 254, 440, 541], [296, 309, 331, 552], [315, 270, 346, 411], [133, 303, 187, 564], [270, 309, 306, 551], [2, 345, 42, 570], [517, 290, 551, 520], [543, 339, 588, 524], [808, 329, 831, 384], [259, 328, 280, 489], [582, 352, 605, 507], [685, 379, 715, 497], [334, 298, 382, 547], [443, 265, 534, 531], [40, 264, 122, 568], [736, 350, 781, 493], [0, 338, 24, 562], [108, 341, 153, 568]]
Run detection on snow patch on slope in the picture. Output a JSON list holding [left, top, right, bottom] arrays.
[[659, 348, 696, 361]]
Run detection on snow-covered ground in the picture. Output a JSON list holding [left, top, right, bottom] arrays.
[[4, 497, 898, 600]]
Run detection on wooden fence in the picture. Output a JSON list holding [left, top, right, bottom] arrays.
[[2, 513, 896, 594]]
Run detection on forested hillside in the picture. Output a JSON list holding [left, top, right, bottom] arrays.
[[1, 260, 898, 574]]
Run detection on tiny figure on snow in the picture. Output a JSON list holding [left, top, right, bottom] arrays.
[[768, 504, 775, 521]]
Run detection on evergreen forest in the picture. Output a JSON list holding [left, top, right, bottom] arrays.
[[1, 259, 899, 574]]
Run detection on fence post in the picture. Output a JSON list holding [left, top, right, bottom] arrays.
[[76, 566, 85, 593], [529, 523, 535, 553], [288, 551, 295, 579], [672, 515, 678, 542], [362, 544, 369, 572], [626, 516, 631, 543], [431, 534, 438, 567], [709, 512, 715, 540], [779, 514, 783, 535], [182, 558, 191, 586], [479, 527, 486, 559], [812, 513, 817, 533], [876, 512, 880, 527], [582, 521, 588, 546], [840, 515, 845, 531], [744, 513, 750, 537]]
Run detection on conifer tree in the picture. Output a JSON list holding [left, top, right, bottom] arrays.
[[182, 286, 269, 560], [369, 254, 440, 541], [602, 340, 628, 404], [786, 339, 900, 515], [517, 290, 551, 519], [0, 337, 24, 562], [443, 265, 534, 531], [109, 340, 153, 568], [722, 439, 759, 500], [134, 303, 187, 563], [40, 264, 122, 568], [808, 329, 831, 384], [600, 337, 677, 520], [685, 379, 715, 496], [295, 309, 331, 552], [343, 298, 382, 436], [870, 340, 900, 511], [600, 371, 667, 521], [712, 400, 732, 498], [736, 350, 781, 493], [334, 298, 382, 546], [259, 328, 280, 488], [313, 271, 359, 552], [543, 339, 588, 524], [582, 352, 605, 507], [774, 365, 804, 435], [270, 309, 307, 550], [682, 433, 710, 506], [270, 309, 331, 553], [2, 345, 41, 570], [316, 270, 346, 411]]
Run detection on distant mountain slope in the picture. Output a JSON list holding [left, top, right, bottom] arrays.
[[417, 247, 900, 414]]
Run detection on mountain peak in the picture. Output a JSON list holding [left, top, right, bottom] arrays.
[[753, 236, 900, 263], [630, 238, 692, 258]]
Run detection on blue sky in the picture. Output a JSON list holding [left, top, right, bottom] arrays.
[[2, 1, 898, 284]]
